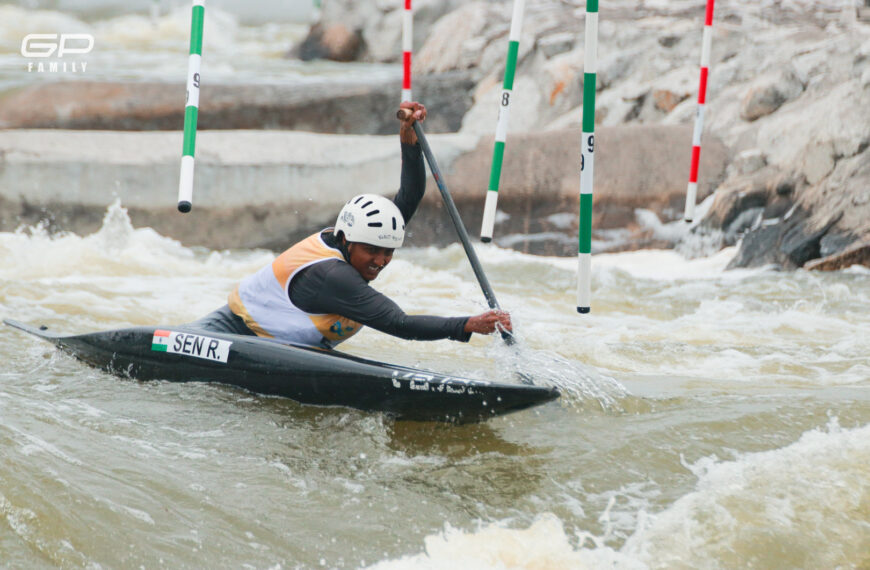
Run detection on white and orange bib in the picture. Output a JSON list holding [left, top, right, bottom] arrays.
[[228, 231, 362, 347]]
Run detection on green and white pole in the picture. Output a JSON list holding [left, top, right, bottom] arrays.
[[177, 0, 204, 214], [577, 0, 598, 314], [480, 0, 525, 243]]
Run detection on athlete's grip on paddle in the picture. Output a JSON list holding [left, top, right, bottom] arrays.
[[464, 310, 512, 335], [397, 106, 516, 344], [398, 101, 425, 145]]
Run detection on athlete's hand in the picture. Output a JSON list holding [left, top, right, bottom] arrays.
[[464, 310, 512, 335], [399, 101, 426, 144]]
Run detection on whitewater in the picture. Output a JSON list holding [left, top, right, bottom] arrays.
[[1, 203, 867, 569], [1, 3, 868, 567]]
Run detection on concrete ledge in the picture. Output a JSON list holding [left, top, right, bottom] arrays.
[[0, 129, 480, 250], [0, 125, 731, 253], [0, 74, 475, 134]]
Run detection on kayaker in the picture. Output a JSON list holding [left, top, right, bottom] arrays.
[[189, 101, 512, 349]]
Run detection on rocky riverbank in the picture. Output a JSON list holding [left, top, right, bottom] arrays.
[[1, 0, 868, 269], [299, 0, 870, 269]]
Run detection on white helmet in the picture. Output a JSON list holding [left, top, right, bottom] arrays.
[[334, 194, 405, 248]]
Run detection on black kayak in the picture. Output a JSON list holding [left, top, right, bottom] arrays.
[[5, 319, 558, 423]]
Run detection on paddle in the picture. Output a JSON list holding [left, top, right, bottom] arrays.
[[397, 109, 516, 347]]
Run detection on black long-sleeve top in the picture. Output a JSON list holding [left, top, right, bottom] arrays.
[[287, 142, 471, 343]]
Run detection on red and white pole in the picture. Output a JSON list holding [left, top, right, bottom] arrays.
[[402, 0, 412, 102], [684, 0, 715, 223]]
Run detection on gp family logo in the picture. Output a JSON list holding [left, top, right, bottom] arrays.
[[21, 33, 94, 74]]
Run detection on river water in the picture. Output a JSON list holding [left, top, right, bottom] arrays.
[[1, 203, 868, 569], [2, 2, 869, 568]]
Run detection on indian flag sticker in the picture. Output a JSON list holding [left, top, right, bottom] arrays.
[[151, 329, 171, 352], [149, 329, 232, 363]]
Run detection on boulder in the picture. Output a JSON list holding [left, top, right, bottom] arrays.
[[805, 241, 870, 271], [725, 207, 843, 269], [293, 22, 364, 62], [739, 67, 805, 121], [304, 0, 465, 63], [415, 3, 507, 75]]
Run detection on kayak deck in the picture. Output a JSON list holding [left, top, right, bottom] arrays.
[[4, 319, 558, 423]]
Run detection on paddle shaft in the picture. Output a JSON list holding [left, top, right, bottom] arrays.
[[397, 110, 514, 345]]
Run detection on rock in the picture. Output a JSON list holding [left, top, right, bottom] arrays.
[[703, 181, 771, 236], [718, 142, 870, 269], [658, 35, 681, 48], [819, 230, 857, 258], [537, 32, 575, 58], [695, 164, 810, 247], [292, 22, 364, 62], [415, 3, 506, 75], [796, 146, 870, 251], [460, 75, 544, 136], [739, 67, 805, 121], [316, 0, 371, 32], [652, 89, 688, 113], [595, 65, 696, 125], [320, 23, 364, 62], [731, 148, 767, 176], [362, 8, 402, 62], [303, 0, 464, 63], [725, 207, 841, 269], [0, 75, 476, 134], [757, 79, 870, 185], [804, 241, 870, 270]]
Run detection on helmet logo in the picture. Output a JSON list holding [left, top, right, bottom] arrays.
[[338, 194, 405, 248]]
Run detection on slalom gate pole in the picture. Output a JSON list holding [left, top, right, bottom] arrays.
[[401, 0, 412, 102], [577, 0, 598, 314], [480, 0, 526, 243], [177, 0, 204, 213], [683, 0, 715, 223], [397, 110, 515, 346]]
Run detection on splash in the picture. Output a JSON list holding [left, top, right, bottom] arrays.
[[366, 513, 641, 570], [622, 418, 870, 568], [0, 199, 270, 281], [367, 419, 870, 570], [486, 339, 629, 411], [0, 200, 273, 326]]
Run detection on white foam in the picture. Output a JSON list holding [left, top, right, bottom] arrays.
[[4, 202, 867, 390], [367, 420, 870, 570], [623, 419, 870, 567], [367, 513, 642, 570]]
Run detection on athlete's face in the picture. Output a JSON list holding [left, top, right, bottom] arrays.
[[347, 242, 394, 281]]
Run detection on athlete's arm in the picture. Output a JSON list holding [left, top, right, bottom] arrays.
[[290, 260, 471, 342], [393, 101, 427, 224], [393, 142, 426, 224]]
